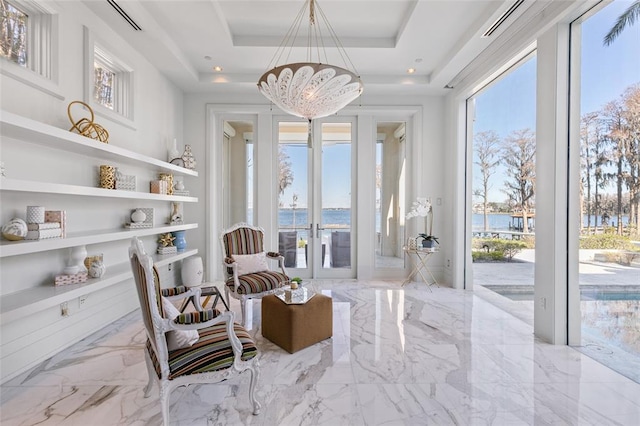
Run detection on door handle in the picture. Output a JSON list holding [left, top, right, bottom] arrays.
[[316, 223, 327, 238], [308, 223, 314, 239]]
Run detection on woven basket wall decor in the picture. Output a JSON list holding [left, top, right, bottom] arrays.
[[68, 101, 109, 143]]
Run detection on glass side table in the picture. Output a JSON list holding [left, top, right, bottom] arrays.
[[275, 281, 316, 304], [179, 282, 230, 312]]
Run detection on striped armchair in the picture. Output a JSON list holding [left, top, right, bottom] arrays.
[[129, 237, 260, 424], [221, 223, 290, 325]]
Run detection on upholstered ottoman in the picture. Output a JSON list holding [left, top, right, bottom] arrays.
[[261, 293, 332, 353]]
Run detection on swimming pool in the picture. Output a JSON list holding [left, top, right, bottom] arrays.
[[483, 284, 640, 383], [484, 286, 640, 301]]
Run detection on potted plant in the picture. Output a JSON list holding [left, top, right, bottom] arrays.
[[417, 233, 439, 248], [406, 197, 439, 249]]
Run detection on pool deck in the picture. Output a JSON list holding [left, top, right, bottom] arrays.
[[472, 249, 640, 384], [473, 249, 640, 287]]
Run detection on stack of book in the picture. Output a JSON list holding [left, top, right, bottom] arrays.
[[25, 210, 66, 240]]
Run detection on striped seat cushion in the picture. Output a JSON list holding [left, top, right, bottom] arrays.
[[226, 271, 288, 295], [147, 323, 258, 380]]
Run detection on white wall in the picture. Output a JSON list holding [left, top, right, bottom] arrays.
[[0, 2, 184, 382]]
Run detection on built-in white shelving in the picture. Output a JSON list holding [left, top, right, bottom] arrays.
[[0, 249, 198, 324], [0, 110, 203, 382], [0, 223, 198, 257], [0, 111, 198, 177], [0, 178, 198, 202]]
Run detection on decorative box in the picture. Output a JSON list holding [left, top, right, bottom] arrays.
[[150, 180, 168, 194], [45, 210, 66, 237], [115, 174, 136, 191], [157, 246, 177, 255], [54, 272, 88, 286]]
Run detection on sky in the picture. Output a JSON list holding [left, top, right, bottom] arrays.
[[280, 136, 352, 210], [473, 0, 640, 203], [279, 0, 640, 210]]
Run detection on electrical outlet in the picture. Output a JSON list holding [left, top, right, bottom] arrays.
[[168, 263, 172, 271], [79, 295, 88, 308], [447, 259, 451, 268], [61, 302, 69, 317], [541, 297, 547, 310]]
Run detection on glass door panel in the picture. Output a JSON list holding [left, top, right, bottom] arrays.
[[277, 119, 355, 278], [277, 122, 309, 272], [319, 121, 353, 272], [375, 122, 406, 269], [223, 119, 254, 228]]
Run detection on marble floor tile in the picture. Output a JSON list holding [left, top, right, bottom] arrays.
[[2, 281, 639, 425]]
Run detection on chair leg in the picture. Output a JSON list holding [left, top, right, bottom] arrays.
[[159, 381, 172, 425], [240, 296, 247, 326], [248, 363, 261, 415], [143, 353, 155, 397]]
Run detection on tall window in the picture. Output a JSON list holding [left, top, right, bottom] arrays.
[[467, 54, 537, 298], [571, 0, 640, 382]]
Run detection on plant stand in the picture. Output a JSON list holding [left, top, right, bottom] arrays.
[[402, 246, 440, 289]]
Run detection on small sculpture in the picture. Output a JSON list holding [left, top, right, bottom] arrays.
[[181, 145, 196, 170], [158, 233, 175, 247], [170, 202, 183, 225], [88, 259, 106, 278], [2, 218, 28, 241]]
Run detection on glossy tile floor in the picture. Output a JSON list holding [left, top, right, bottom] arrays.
[[2, 280, 640, 425]]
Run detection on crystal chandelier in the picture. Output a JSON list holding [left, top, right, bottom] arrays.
[[257, 0, 364, 124]]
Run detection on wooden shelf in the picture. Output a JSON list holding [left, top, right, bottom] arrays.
[[0, 111, 198, 177], [0, 249, 198, 324], [0, 178, 198, 202], [0, 223, 198, 258]]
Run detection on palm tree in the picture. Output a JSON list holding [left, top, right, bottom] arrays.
[[603, 0, 640, 46]]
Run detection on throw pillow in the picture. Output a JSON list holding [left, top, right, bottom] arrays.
[[233, 252, 269, 275], [161, 296, 199, 351]]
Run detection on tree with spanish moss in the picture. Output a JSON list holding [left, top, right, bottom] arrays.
[[502, 129, 536, 234], [278, 147, 293, 207], [473, 130, 502, 231]]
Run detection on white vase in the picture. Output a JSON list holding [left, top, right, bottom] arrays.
[[181, 256, 203, 287], [167, 138, 180, 162], [65, 245, 88, 274], [131, 209, 146, 223]]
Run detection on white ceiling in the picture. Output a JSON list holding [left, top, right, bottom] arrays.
[[83, 0, 533, 96]]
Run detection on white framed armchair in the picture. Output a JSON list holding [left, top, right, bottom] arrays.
[[129, 237, 260, 424], [220, 222, 290, 325]]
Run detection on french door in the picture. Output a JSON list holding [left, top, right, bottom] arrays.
[[276, 117, 356, 279]]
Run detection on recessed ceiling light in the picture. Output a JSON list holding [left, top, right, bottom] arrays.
[[407, 68, 416, 74], [213, 66, 223, 72], [204, 55, 212, 60]]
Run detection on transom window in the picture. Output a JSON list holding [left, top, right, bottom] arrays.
[[0, 0, 56, 84], [94, 47, 116, 110], [0, 0, 28, 67], [84, 28, 134, 124]]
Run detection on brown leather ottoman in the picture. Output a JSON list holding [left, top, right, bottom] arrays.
[[261, 293, 333, 353]]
